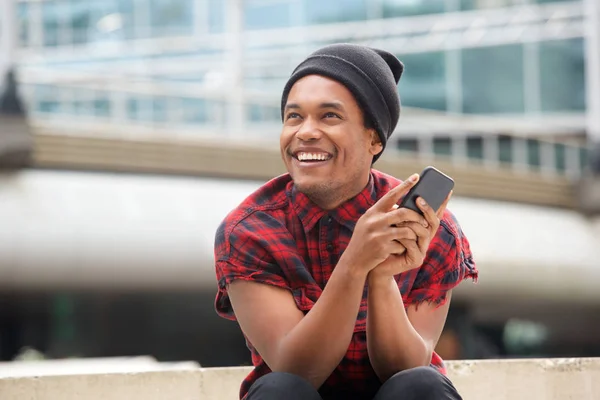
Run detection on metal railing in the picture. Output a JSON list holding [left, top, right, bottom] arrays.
[[19, 79, 589, 182]]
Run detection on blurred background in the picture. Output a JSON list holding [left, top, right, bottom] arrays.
[[1, 0, 600, 373]]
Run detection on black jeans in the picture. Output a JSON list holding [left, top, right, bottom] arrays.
[[245, 366, 463, 400]]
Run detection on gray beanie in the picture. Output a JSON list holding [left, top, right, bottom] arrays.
[[281, 43, 404, 163]]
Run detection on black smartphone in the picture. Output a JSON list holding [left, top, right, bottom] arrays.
[[398, 166, 454, 215]]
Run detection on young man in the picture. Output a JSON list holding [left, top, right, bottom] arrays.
[[214, 43, 478, 400]]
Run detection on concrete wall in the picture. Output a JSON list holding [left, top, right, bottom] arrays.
[[1, 358, 599, 400]]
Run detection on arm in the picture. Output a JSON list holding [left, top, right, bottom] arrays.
[[228, 257, 366, 389], [366, 275, 451, 382], [366, 194, 456, 382]]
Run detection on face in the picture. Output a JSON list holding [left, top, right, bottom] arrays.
[[280, 75, 383, 209]]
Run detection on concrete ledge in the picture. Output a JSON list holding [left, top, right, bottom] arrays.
[[1, 358, 599, 399], [30, 130, 576, 209]]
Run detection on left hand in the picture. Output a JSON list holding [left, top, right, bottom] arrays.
[[369, 192, 452, 279]]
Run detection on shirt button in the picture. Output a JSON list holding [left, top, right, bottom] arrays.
[[326, 244, 334, 251]]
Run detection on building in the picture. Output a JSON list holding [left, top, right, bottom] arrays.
[[1, 0, 600, 367]]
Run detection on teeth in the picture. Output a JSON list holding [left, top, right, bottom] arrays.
[[297, 152, 330, 161]]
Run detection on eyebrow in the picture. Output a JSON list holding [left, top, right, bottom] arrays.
[[284, 102, 345, 112]]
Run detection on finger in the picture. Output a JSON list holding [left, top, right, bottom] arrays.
[[386, 207, 428, 228], [389, 226, 418, 242], [374, 173, 419, 212], [393, 222, 430, 255], [415, 197, 439, 231], [436, 190, 453, 219], [404, 222, 431, 254], [398, 239, 423, 266], [390, 240, 407, 256]]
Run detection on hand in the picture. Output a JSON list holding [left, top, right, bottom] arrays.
[[340, 174, 429, 277], [369, 191, 453, 280]]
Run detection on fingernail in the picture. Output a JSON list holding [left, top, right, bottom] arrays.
[[419, 198, 427, 206], [409, 174, 419, 182]]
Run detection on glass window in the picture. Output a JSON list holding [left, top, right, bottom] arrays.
[[460, 0, 528, 10], [181, 98, 208, 124], [554, 143, 566, 173], [527, 139, 540, 168], [535, 0, 578, 3], [244, 1, 292, 30], [150, 0, 193, 37], [466, 136, 483, 160], [42, 2, 61, 47], [461, 45, 525, 114], [398, 51, 446, 111], [153, 97, 168, 122], [72, 88, 94, 116], [498, 135, 513, 164], [17, 2, 29, 47], [35, 84, 61, 114], [246, 104, 280, 123], [397, 138, 419, 153], [208, 0, 225, 33], [433, 137, 452, 156], [94, 96, 111, 118], [382, 0, 446, 17], [539, 39, 585, 112], [117, 0, 136, 40], [70, 0, 135, 44], [580, 147, 588, 171], [128, 96, 156, 121], [303, 0, 367, 25], [70, 1, 94, 45]]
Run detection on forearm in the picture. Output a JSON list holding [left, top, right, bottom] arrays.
[[273, 257, 366, 388], [366, 274, 431, 382]]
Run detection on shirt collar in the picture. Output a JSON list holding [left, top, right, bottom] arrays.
[[288, 172, 378, 234]]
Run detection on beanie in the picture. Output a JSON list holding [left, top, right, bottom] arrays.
[[280, 43, 404, 163]]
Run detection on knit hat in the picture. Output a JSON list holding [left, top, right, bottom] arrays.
[[280, 43, 404, 163]]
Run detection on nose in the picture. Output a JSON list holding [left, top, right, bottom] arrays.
[[295, 117, 322, 141]]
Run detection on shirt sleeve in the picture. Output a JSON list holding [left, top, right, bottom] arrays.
[[404, 209, 478, 308], [214, 212, 291, 321]]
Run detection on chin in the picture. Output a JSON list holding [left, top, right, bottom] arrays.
[[292, 177, 316, 193], [294, 177, 334, 198]]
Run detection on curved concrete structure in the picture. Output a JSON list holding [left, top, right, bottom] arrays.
[[0, 168, 598, 307]]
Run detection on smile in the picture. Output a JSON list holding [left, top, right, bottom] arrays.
[[293, 151, 333, 162]]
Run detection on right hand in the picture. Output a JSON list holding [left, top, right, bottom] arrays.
[[340, 174, 430, 276]]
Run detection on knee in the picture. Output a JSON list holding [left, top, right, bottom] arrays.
[[392, 366, 442, 386], [247, 372, 319, 399], [385, 367, 458, 398]]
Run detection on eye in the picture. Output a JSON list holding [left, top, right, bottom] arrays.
[[323, 112, 341, 119], [285, 112, 301, 120]]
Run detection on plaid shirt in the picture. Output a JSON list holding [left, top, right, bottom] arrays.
[[214, 169, 478, 400]]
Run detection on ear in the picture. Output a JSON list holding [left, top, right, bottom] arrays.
[[368, 130, 383, 156]]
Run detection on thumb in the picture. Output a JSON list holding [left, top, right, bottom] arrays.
[[375, 173, 420, 212]]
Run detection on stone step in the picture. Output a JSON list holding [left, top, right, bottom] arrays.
[[0, 358, 598, 400]]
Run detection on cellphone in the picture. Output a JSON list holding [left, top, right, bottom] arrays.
[[398, 166, 454, 215]]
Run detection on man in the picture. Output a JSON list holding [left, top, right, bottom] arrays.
[[214, 43, 478, 400]]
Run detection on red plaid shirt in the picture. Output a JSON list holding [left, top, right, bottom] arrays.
[[214, 169, 478, 400]]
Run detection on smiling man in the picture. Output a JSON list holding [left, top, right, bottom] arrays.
[[214, 44, 478, 400]]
